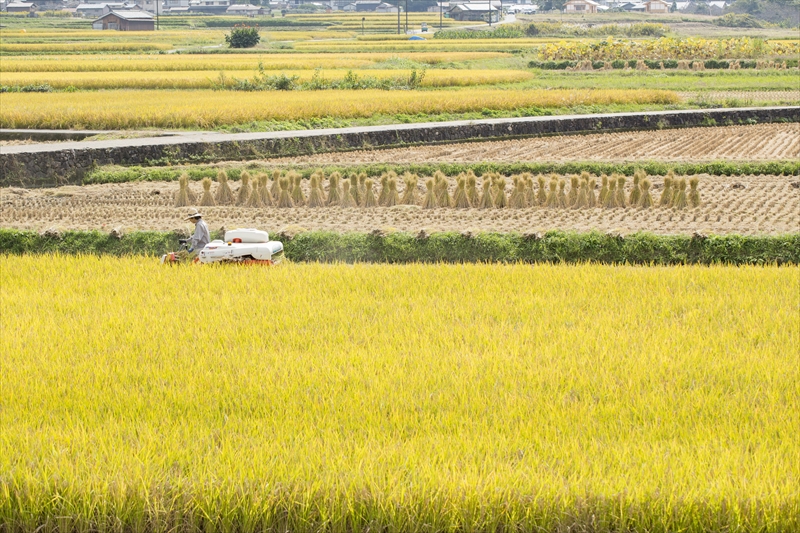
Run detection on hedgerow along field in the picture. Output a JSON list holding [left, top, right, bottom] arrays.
[[2, 256, 798, 532]]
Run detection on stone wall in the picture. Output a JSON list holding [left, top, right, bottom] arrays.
[[2, 107, 798, 188]]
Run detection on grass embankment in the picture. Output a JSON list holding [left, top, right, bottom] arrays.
[[1, 256, 798, 532], [1, 229, 798, 265]]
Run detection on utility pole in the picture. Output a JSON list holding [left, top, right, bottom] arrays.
[[404, 0, 407, 33], [397, 0, 400, 34], [439, 0, 442, 30]]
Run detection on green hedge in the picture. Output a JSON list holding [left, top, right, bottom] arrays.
[[84, 160, 800, 185], [2, 229, 797, 266]]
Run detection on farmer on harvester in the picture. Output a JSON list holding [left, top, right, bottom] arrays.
[[181, 211, 210, 253]]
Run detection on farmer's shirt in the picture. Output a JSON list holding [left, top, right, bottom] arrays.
[[191, 219, 211, 250]]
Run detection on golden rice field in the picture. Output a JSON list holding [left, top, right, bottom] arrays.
[[0, 88, 678, 129], [0, 51, 508, 72], [0, 68, 532, 90], [292, 39, 546, 52], [1, 256, 798, 532], [0, 42, 173, 52]]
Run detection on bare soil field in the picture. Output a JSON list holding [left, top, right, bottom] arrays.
[[266, 123, 800, 165], [2, 173, 797, 236]]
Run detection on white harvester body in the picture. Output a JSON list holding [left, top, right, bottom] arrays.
[[198, 228, 284, 265]]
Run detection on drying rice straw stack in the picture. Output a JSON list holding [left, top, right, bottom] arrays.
[[453, 176, 471, 208], [358, 173, 367, 204], [659, 173, 674, 207], [326, 172, 342, 206], [340, 180, 357, 207], [615, 176, 626, 207], [466, 172, 479, 206], [246, 179, 263, 208], [494, 176, 508, 208], [604, 178, 618, 208], [186, 176, 197, 204], [270, 170, 282, 200], [629, 171, 642, 206], [400, 173, 418, 205], [478, 179, 493, 209], [215, 170, 234, 205], [545, 178, 558, 208], [385, 178, 400, 207], [537, 175, 547, 206], [567, 175, 579, 207], [363, 178, 378, 207], [377, 174, 388, 206], [434, 171, 451, 208], [290, 173, 306, 207], [587, 177, 597, 208], [573, 178, 588, 209], [199, 177, 215, 207], [258, 173, 272, 206], [525, 174, 535, 207], [638, 178, 653, 208], [174, 173, 191, 207], [277, 177, 293, 208], [510, 176, 526, 208], [557, 180, 568, 208], [422, 179, 437, 209], [236, 171, 252, 206], [689, 177, 701, 207], [598, 175, 609, 205], [672, 178, 688, 209], [307, 175, 325, 208]]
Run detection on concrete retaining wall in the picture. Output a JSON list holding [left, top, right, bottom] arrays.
[[2, 106, 798, 188]]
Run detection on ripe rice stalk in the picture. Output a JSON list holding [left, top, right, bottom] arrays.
[[400, 173, 418, 205], [236, 171, 252, 206], [573, 179, 588, 209], [494, 177, 508, 208], [629, 171, 642, 207], [659, 175, 674, 207], [199, 177, 215, 207], [291, 173, 306, 207], [604, 179, 619, 208], [307, 175, 326, 208], [377, 174, 388, 206], [673, 178, 688, 210], [422, 179, 437, 209], [537, 175, 547, 206], [174, 173, 191, 208], [638, 178, 653, 208], [340, 180, 357, 208], [363, 178, 378, 207], [598, 175, 609, 205], [277, 177, 293, 208], [385, 178, 400, 207], [557, 180, 568, 208], [327, 172, 342, 206], [587, 178, 597, 208], [567, 175, 579, 207], [258, 173, 273, 207], [478, 179, 494, 209], [270, 170, 282, 200], [466, 172, 479, 206], [616, 177, 627, 207], [545, 179, 558, 208], [453, 177, 471, 208], [689, 177, 701, 208]]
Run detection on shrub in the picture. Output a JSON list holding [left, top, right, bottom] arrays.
[[225, 25, 260, 49]]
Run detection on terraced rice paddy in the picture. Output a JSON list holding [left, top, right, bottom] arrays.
[[2, 256, 798, 532], [272, 123, 800, 164]]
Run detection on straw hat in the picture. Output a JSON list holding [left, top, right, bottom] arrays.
[[185, 211, 203, 220]]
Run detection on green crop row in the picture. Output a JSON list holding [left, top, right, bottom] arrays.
[[1, 229, 797, 265]]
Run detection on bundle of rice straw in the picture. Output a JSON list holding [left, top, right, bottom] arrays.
[[307, 174, 325, 208], [524, 174, 535, 207], [567, 175, 579, 207], [466, 172, 479, 206], [573, 178, 588, 209], [604, 178, 619, 208], [689, 177, 701, 207], [377, 174, 388, 206], [277, 177, 293, 208], [400, 173, 418, 205], [598, 175, 609, 205], [270, 170, 282, 200], [537, 175, 547, 206], [478, 179, 494, 209], [629, 171, 643, 206], [638, 178, 653, 208], [615, 176, 626, 207], [545, 179, 559, 208], [422, 179, 437, 209], [290, 173, 305, 207], [453, 176, 471, 208], [340, 180, 357, 207], [327, 172, 342, 206], [199, 177, 215, 207], [246, 179, 263, 208], [659, 173, 674, 207], [557, 179, 568, 208], [494, 176, 508, 208], [672, 178, 688, 209], [236, 171, 252, 206], [363, 178, 378, 207], [385, 178, 400, 207], [434, 171, 451, 208], [258, 173, 272, 206], [215, 170, 234, 205], [509, 176, 527, 208], [174, 173, 191, 208], [587, 177, 597, 208]]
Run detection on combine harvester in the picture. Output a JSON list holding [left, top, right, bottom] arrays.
[[162, 228, 283, 266]]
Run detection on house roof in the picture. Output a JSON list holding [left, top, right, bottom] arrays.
[[226, 3, 260, 9], [645, 0, 669, 4], [7, 1, 35, 6], [565, 0, 600, 5], [94, 8, 154, 19], [451, 2, 496, 10]]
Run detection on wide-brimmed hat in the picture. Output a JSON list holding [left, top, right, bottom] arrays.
[[185, 211, 203, 220]]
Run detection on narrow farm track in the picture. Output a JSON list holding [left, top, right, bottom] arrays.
[[3, 173, 798, 235], [268, 123, 800, 165]]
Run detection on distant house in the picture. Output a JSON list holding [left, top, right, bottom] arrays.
[[707, 0, 726, 14], [673, 1, 695, 10], [92, 8, 154, 29], [374, 1, 396, 12], [188, 0, 228, 14], [644, 0, 669, 11], [564, 0, 599, 13], [6, 1, 37, 12], [448, 2, 499, 21], [226, 3, 262, 15], [76, 2, 128, 16]]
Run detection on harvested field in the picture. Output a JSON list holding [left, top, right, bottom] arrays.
[[268, 123, 800, 165], [2, 173, 797, 235], [679, 90, 800, 104]]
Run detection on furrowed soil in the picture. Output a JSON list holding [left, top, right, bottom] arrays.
[[268, 123, 799, 165], [2, 173, 798, 235]]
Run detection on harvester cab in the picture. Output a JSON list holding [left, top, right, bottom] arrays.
[[161, 228, 283, 266]]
